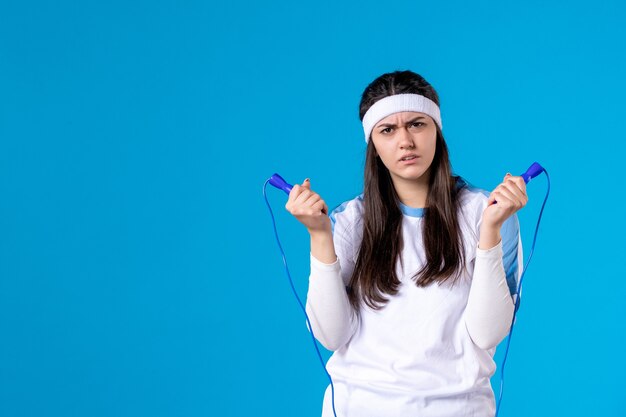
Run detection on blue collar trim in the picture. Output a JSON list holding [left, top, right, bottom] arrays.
[[399, 202, 425, 217]]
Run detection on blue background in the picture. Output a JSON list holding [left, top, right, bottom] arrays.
[[1, 1, 624, 416]]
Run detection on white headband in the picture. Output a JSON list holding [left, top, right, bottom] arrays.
[[361, 93, 442, 143]]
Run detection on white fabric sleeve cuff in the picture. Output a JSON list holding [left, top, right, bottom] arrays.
[[464, 240, 515, 350], [305, 253, 357, 351], [310, 252, 340, 270]]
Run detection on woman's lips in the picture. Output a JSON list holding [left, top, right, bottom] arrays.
[[399, 156, 419, 164]]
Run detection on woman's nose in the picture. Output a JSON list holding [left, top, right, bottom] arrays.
[[399, 127, 415, 148]]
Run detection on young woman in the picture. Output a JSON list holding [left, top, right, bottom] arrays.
[[285, 70, 527, 417]]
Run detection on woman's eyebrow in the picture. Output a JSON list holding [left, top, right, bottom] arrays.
[[376, 116, 425, 128]]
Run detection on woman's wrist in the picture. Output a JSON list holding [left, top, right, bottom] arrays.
[[478, 222, 502, 250], [309, 230, 337, 264]]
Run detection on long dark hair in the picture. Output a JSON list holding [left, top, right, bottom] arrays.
[[347, 70, 468, 314]]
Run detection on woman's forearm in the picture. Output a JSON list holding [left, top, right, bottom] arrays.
[[305, 231, 356, 351], [465, 224, 515, 350]]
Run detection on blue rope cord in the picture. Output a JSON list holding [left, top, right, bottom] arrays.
[[495, 168, 550, 416], [264, 169, 550, 417], [263, 179, 339, 417]]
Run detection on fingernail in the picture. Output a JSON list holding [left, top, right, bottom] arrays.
[[304, 178, 310, 182], [505, 173, 511, 177]]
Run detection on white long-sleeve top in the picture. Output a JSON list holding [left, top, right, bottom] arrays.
[[305, 177, 523, 417]]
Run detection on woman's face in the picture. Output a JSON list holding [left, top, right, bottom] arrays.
[[370, 111, 437, 186]]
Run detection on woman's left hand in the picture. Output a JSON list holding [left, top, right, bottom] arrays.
[[482, 173, 528, 229]]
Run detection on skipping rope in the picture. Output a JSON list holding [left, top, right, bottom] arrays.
[[263, 164, 550, 417]]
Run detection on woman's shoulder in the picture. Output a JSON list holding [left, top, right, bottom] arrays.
[[455, 175, 490, 211], [328, 193, 364, 235], [455, 174, 521, 237], [454, 176, 492, 247]]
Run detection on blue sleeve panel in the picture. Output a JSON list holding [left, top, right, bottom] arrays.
[[501, 213, 523, 312], [329, 202, 349, 235]]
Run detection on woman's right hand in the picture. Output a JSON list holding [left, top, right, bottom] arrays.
[[285, 178, 331, 234]]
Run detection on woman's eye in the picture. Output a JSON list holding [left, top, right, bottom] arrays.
[[381, 127, 392, 134], [411, 122, 424, 127]]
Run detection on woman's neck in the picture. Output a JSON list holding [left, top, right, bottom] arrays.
[[392, 173, 430, 208]]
